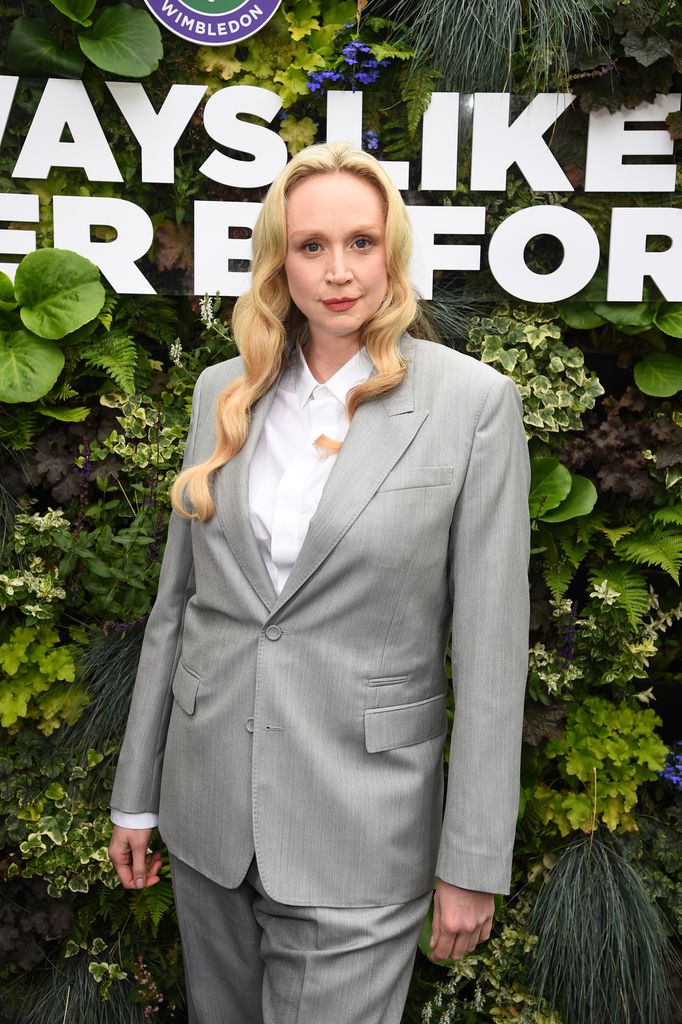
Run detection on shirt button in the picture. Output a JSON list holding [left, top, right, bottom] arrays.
[[245, 717, 254, 733], [265, 624, 282, 641]]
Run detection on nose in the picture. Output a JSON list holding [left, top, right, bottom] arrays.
[[324, 246, 353, 284]]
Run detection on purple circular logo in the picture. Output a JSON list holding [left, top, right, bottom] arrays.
[[144, 0, 283, 46]]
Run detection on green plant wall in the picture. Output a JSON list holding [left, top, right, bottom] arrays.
[[1, 1, 681, 1022]]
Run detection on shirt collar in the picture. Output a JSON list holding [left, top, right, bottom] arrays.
[[289, 342, 375, 409]]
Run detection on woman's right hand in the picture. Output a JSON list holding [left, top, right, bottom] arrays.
[[108, 824, 163, 890]]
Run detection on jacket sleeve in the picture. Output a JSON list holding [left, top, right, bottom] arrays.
[[110, 368, 206, 815], [435, 371, 531, 895]]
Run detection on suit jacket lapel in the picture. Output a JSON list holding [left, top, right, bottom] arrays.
[[214, 381, 280, 611], [214, 334, 429, 615]]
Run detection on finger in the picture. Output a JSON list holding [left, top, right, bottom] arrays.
[[108, 841, 135, 889], [430, 932, 457, 963], [465, 926, 482, 953], [449, 928, 474, 960], [480, 918, 493, 943], [131, 838, 151, 889]]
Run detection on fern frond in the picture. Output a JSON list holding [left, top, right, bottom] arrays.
[[594, 523, 638, 548], [615, 531, 682, 584], [544, 561, 575, 601], [652, 504, 682, 527], [399, 63, 440, 140], [143, 878, 176, 935], [98, 295, 118, 331], [0, 406, 40, 451], [79, 331, 139, 394], [587, 565, 652, 627]]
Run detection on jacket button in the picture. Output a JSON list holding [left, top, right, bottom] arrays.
[[245, 717, 254, 733], [265, 624, 282, 641]]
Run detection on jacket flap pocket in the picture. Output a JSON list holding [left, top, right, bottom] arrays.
[[172, 660, 200, 715], [364, 693, 447, 753], [378, 465, 453, 492]]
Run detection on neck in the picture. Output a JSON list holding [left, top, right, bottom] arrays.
[[303, 335, 362, 384]]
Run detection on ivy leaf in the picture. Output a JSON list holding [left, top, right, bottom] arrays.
[[621, 30, 671, 68], [654, 304, 682, 338], [6, 16, 85, 78], [634, 352, 682, 397], [0, 329, 65, 404], [48, 0, 96, 26], [78, 5, 163, 77], [14, 248, 105, 341]]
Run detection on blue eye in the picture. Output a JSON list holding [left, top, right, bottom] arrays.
[[354, 238, 371, 249], [303, 242, 320, 253]]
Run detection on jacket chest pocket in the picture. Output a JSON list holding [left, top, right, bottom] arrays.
[[364, 693, 447, 753], [377, 465, 453, 493]]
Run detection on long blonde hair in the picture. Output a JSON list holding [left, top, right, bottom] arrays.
[[171, 140, 437, 521]]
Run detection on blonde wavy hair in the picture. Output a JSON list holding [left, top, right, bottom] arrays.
[[171, 140, 438, 522]]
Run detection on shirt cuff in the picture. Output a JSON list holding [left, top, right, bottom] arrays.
[[110, 808, 159, 829]]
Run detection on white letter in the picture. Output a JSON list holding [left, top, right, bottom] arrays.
[[0, 193, 39, 279], [488, 206, 600, 302], [607, 208, 682, 301], [200, 86, 286, 188], [107, 82, 206, 184], [407, 206, 485, 299], [0, 76, 19, 147], [585, 94, 681, 193], [471, 93, 575, 191], [13, 80, 121, 182], [194, 200, 261, 296], [53, 196, 154, 294], [420, 92, 459, 190], [325, 89, 409, 189]]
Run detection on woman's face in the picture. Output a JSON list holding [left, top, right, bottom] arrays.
[[283, 171, 388, 352]]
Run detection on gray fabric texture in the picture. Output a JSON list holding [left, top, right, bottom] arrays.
[[110, 334, 531, 905], [169, 850, 432, 1024]]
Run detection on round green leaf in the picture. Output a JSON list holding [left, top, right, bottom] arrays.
[[78, 5, 163, 77], [48, 0, 96, 26], [0, 272, 16, 311], [590, 302, 655, 328], [654, 304, 682, 338], [6, 16, 85, 77], [0, 329, 64, 403], [556, 301, 606, 329], [634, 352, 682, 397], [529, 457, 572, 519], [540, 474, 598, 522], [14, 249, 105, 340]]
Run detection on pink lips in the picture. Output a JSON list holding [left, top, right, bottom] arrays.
[[322, 298, 358, 312]]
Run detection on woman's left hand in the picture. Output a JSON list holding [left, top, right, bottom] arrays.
[[428, 878, 494, 962]]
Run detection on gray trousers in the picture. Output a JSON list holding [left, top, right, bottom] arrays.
[[168, 851, 433, 1024]]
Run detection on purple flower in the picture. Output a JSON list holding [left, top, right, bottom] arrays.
[[363, 129, 380, 151]]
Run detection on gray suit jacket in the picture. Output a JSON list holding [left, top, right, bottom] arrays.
[[110, 333, 531, 907]]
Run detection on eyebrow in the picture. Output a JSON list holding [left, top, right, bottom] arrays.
[[288, 224, 384, 240]]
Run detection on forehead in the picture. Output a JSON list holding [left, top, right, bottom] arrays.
[[285, 172, 385, 229]]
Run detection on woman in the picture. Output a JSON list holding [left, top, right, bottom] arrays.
[[108, 141, 531, 1024]]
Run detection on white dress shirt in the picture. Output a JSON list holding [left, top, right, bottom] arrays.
[[111, 342, 375, 830]]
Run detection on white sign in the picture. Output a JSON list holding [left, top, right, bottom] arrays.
[[1, 76, 680, 301]]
